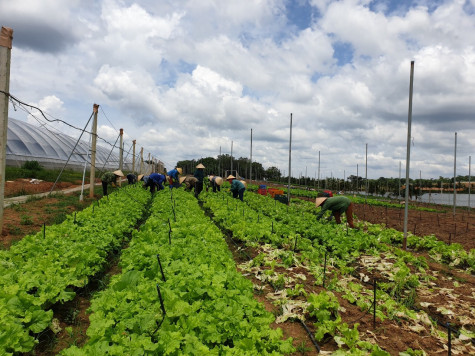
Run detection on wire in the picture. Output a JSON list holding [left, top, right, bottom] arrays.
[[2, 89, 169, 171]]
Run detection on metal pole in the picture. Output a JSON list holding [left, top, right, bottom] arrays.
[[250, 129, 253, 184], [365, 143, 368, 202], [318, 150, 320, 190], [132, 140, 136, 174], [219, 146, 221, 177], [118, 128, 123, 186], [469, 156, 472, 213], [357, 164, 359, 193], [0, 27, 13, 231], [399, 161, 401, 199], [404, 60, 415, 250], [419, 170, 422, 201], [287, 113, 292, 204], [344, 169, 346, 192], [230, 141, 233, 175], [453, 132, 457, 216], [89, 104, 99, 198]]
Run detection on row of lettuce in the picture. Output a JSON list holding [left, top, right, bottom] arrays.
[[2, 183, 473, 354], [0, 185, 150, 355], [200, 190, 474, 354], [248, 184, 440, 212], [62, 189, 294, 355]]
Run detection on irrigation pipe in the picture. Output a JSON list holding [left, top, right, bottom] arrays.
[[199, 198, 322, 352]]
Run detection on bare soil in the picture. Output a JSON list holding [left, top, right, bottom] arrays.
[[4, 178, 82, 197], [353, 202, 475, 251], [3, 181, 474, 355]]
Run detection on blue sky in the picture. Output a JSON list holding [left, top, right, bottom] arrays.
[[1, 0, 474, 180]]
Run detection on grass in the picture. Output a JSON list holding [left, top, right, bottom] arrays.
[[5, 165, 87, 183], [20, 215, 33, 225]]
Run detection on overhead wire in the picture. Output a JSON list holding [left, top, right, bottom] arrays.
[[2, 89, 169, 172]]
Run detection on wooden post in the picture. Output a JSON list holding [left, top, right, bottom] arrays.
[[132, 140, 136, 174], [140, 147, 144, 174], [0, 27, 13, 232], [89, 104, 99, 197], [118, 128, 123, 186], [148, 152, 151, 174]]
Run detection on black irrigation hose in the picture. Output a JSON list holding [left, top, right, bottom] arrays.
[[298, 319, 321, 353], [202, 203, 323, 354]]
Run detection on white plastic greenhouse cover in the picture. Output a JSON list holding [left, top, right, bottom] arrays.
[[6, 117, 132, 171]]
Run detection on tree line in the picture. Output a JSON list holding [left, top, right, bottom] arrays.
[[175, 156, 473, 196]]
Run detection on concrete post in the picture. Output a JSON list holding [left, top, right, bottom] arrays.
[[118, 128, 123, 186], [148, 152, 151, 174], [140, 147, 144, 174], [89, 104, 99, 198], [0, 27, 13, 232]]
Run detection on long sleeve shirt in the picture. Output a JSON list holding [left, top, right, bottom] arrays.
[[149, 173, 165, 185], [316, 196, 352, 220], [167, 169, 179, 181], [101, 171, 117, 184], [230, 179, 245, 192], [194, 169, 205, 182]]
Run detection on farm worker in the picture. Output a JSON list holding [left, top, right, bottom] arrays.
[[101, 170, 124, 196], [144, 173, 166, 193], [315, 196, 355, 228], [141, 175, 150, 185], [179, 176, 198, 191], [167, 167, 183, 189], [227, 175, 245, 201], [317, 190, 333, 198], [126, 173, 136, 185], [209, 175, 223, 192], [194, 163, 205, 197]]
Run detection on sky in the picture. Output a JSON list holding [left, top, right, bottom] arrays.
[[1, 0, 474, 180]]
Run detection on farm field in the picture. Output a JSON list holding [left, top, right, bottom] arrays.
[[0, 185, 474, 355]]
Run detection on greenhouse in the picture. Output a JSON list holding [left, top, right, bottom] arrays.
[[6, 117, 131, 171]]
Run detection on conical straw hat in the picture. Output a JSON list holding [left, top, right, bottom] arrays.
[[226, 175, 236, 180], [215, 177, 223, 186], [196, 163, 205, 169], [177, 167, 183, 174], [179, 176, 187, 184], [138, 174, 144, 181], [113, 170, 124, 177], [315, 197, 327, 208]]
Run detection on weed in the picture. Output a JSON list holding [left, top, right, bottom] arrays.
[[7, 224, 22, 235], [11, 188, 28, 197], [20, 215, 33, 225], [296, 341, 312, 354], [21, 160, 43, 171], [52, 213, 67, 225], [11, 203, 26, 212], [26, 195, 43, 203]]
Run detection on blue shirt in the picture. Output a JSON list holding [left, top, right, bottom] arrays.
[[167, 169, 179, 180], [149, 173, 165, 185]]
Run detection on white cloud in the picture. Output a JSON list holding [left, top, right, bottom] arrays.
[[3, 0, 475, 180]]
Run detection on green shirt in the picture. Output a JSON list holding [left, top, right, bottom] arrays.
[[101, 171, 117, 184], [230, 179, 245, 192], [316, 196, 352, 220]]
